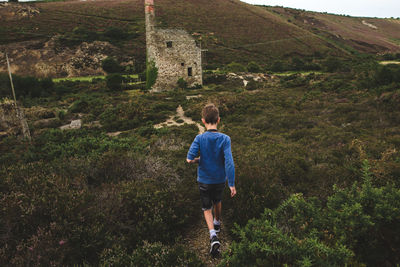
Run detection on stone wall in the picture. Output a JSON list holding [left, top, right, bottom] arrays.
[[148, 29, 202, 91], [0, 100, 30, 139], [145, 0, 202, 91]]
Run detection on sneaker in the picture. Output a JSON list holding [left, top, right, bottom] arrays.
[[214, 223, 221, 233], [210, 235, 220, 256]]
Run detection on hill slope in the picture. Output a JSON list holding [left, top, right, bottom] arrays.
[[0, 0, 400, 77], [266, 6, 400, 54]]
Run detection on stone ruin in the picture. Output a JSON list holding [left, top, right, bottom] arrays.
[[0, 99, 30, 140], [145, 0, 203, 91]]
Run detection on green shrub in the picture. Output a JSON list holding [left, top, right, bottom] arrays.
[[138, 70, 146, 82], [106, 73, 124, 91], [271, 60, 285, 72], [245, 79, 259, 90], [68, 99, 89, 113], [203, 73, 227, 85], [225, 62, 247, 73], [146, 60, 158, 90], [102, 57, 124, 74], [99, 100, 149, 131], [23, 129, 146, 162], [0, 150, 197, 265], [57, 110, 66, 120], [177, 78, 188, 89], [291, 57, 305, 71], [222, 160, 400, 266], [104, 27, 129, 41], [247, 61, 261, 73], [57, 26, 98, 47], [322, 56, 342, 72], [100, 242, 204, 267]]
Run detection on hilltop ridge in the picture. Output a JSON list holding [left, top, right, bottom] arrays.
[[0, 0, 400, 77]]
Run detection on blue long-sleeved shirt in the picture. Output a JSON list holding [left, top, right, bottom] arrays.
[[187, 130, 235, 187]]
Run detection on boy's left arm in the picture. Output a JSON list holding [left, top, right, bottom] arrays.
[[187, 135, 200, 164], [224, 137, 236, 196]]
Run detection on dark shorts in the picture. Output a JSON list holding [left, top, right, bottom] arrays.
[[199, 182, 225, 211]]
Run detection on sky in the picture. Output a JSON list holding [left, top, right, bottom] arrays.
[[240, 0, 400, 18]]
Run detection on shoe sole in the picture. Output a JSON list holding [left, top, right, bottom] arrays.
[[210, 240, 220, 256]]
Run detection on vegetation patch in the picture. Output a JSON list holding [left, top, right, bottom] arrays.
[[146, 60, 158, 90]]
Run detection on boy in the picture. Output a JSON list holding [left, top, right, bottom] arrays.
[[186, 103, 236, 256]]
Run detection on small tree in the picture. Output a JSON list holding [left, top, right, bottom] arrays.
[[245, 79, 259, 91], [292, 57, 305, 71], [323, 56, 342, 72], [106, 73, 124, 91], [146, 60, 158, 90], [102, 57, 123, 74], [271, 60, 284, 72], [247, 61, 261, 73], [225, 62, 247, 73]]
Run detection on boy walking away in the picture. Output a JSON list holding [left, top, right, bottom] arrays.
[[186, 104, 236, 256]]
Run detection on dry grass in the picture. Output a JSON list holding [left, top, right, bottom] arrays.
[[1, 0, 400, 68], [266, 6, 400, 54]]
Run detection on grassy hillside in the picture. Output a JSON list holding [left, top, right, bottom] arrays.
[[1, 57, 400, 265], [266, 6, 400, 54], [1, 0, 400, 75]]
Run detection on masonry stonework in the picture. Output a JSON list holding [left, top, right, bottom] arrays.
[[145, 0, 202, 91]]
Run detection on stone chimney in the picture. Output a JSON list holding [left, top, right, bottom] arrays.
[[145, 0, 156, 63], [145, 0, 155, 35]]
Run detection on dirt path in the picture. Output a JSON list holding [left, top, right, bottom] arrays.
[[183, 215, 232, 266], [154, 105, 205, 134]]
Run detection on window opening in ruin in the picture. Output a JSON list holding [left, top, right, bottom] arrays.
[[166, 41, 172, 48], [181, 63, 185, 66], [188, 67, 193, 77]]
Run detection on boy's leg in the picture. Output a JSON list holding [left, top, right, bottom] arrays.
[[199, 183, 216, 234], [203, 209, 215, 231], [214, 201, 222, 221], [199, 182, 221, 256]]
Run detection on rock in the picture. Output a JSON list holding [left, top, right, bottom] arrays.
[[186, 94, 202, 100], [107, 131, 122, 137], [60, 119, 82, 130], [70, 119, 81, 129]]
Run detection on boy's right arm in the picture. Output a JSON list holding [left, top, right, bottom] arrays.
[[187, 135, 200, 164]]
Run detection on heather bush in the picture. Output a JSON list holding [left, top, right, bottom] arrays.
[[0, 148, 199, 266], [247, 61, 261, 73], [100, 242, 204, 267], [106, 73, 124, 91], [102, 57, 124, 74], [222, 160, 400, 266], [177, 77, 188, 89], [224, 62, 247, 73]]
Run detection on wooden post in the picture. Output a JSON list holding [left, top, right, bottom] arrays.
[[5, 52, 31, 141], [6, 53, 17, 105]]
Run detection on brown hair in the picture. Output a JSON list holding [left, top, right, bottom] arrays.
[[202, 104, 219, 124]]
